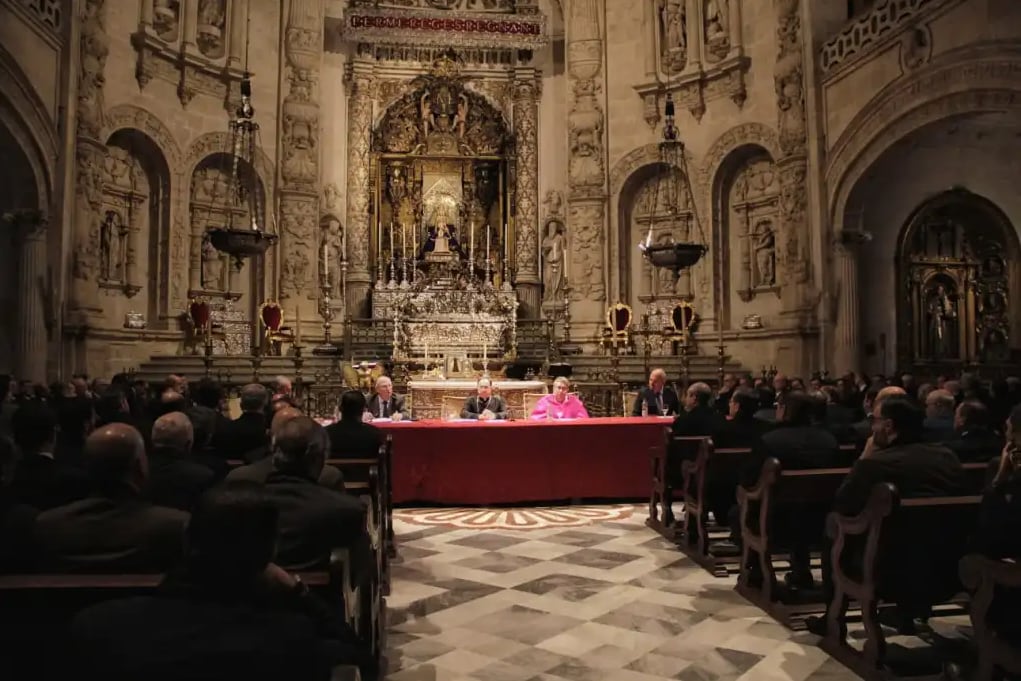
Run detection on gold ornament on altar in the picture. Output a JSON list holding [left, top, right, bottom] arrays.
[[342, 361, 386, 393]]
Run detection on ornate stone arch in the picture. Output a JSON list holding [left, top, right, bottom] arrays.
[[182, 131, 274, 187], [101, 105, 183, 173], [826, 45, 1021, 230], [699, 122, 781, 192], [609, 143, 700, 200], [0, 44, 58, 208]]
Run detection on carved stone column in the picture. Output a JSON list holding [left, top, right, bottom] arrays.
[[67, 0, 108, 326], [728, 0, 743, 54], [567, 0, 609, 338], [13, 217, 47, 382], [832, 229, 869, 373], [277, 0, 323, 334], [182, 0, 199, 52], [227, 0, 247, 69], [774, 0, 810, 315], [513, 67, 541, 318], [344, 62, 374, 318], [685, 0, 701, 71]]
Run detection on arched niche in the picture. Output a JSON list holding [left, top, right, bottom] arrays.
[[103, 128, 173, 327], [709, 143, 779, 330], [617, 162, 696, 308], [896, 188, 1020, 369]]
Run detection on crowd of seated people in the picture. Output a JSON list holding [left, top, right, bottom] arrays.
[[0, 373, 380, 680], [664, 368, 1021, 644]]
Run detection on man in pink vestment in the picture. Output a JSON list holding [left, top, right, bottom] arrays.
[[530, 377, 590, 420]]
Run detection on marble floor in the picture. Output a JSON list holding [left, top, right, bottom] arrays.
[[383, 504, 869, 681]]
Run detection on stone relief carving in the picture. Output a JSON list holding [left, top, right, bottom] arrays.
[[196, 0, 227, 58], [370, 0, 515, 10], [568, 78, 605, 188], [200, 232, 224, 290], [279, 196, 317, 300], [514, 76, 540, 281], [658, 0, 687, 73], [821, 0, 946, 73], [569, 203, 605, 301], [901, 25, 932, 72], [704, 0, 730, 61], [344, 71, 374, 286], [752, 220, 776, 287], [321, 215, 344, 299], [323, 183, 342, 211], [541, 218, 566, 302], [102, 105, 183, 171], [153, 0, 180, 41], [778, 160, 809, 284], [78, 0, 108, 139], [99, 210, 125, 281]]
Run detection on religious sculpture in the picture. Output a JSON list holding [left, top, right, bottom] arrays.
[[196, 0, 226, 56], [541, 219, 566, 301], [153, 0, 179, 41], [927, 284, 957, 358], [100, 211, 123, 281], [421, 224, 464, 260], [322, 218, 344, 298], [753, 221, 776, 287], [568, 80, 605, 187], [323, 183, 341, 211], [78, 0, 108, 139], [705, 0, 728, 40], [201, 233, 223, 290]]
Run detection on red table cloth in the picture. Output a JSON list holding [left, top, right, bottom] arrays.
[[375, 417, 669, 505]]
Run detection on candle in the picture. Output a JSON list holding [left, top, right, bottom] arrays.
[[388, 221, 394, 262], [486, 223, 491, 263], [295, 306, 301, 345], [470, 221, 475, 262], [341, 225, 346, 261], [401, 223, 406, 259], [424, 342, 429, 361], [483, 342, 487, 362], [322, 242, 329, 280]]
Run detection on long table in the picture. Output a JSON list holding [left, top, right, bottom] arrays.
[[375, 416, 669, 505]]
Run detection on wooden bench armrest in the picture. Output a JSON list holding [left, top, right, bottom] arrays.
[[961, 553, 1021, 590], [828, 483, 898, 538], [736, 457, 779, 504]]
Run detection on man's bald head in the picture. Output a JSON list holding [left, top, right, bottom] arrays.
[[152, 412, 194, 453], [270, 407, 302, 438], [874, 385, 906, 409], [925, 388, 955, 418], [85, 423, 147, 490], [272, 416, 327, 479]]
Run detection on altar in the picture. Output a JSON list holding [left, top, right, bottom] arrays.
[[408, 379, 546, 420]]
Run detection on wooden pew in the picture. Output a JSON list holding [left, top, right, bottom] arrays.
[[819, 483, 982, 680], [646, 431, 707, 540], [959, 554, 1021, 681], [735, 458, 851, 626]]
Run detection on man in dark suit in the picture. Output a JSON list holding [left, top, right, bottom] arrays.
[[326, 390, 383, 457], [263, 417, 369, 575], [33, 423, 189, 573], [10, 401, 91, 510], [671, 382, 724, 437], [365, 376, 408, 421], [461, 377, 509, 420], [942, 399, 1003, 463], [922, 388, 956, 443], [714, 387, 772, 449], [219, 383, 271, 462], [631, 368, 681, 417], [147, 412, 215, 511], [71, 484, 373, 681]]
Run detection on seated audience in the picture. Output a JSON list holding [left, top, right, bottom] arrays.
[[976, 404, 1021, 560], [190, 378, 230, 450], [33, 423, 189, 573], [147, 412, 216, 511], [671, 382, 723, 437], [461, 377, 509, 420], [365, 376, 408, 421], [530, 377, 589, 420], [714, 387, 772, 448], [9, 401, 91, 510], [327, 390, 384, 457], [263, 417, 369, 573], [0, 435, 37, 572], [923, 388, 956, 442], [941, 399, 1003, 463], [221, 383, 271, 462], [229, 408, 344, 491], [752, 387, 777, 423], [94, 388, 134, 428], [72, 483, 373, 681], [631, 368, 681, 417], [713, 374, 737, 414]]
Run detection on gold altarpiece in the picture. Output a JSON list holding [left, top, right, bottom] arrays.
[[368, 56, 519, 363]]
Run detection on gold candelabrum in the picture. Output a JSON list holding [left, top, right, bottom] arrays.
[[314, 259, 345, 356]]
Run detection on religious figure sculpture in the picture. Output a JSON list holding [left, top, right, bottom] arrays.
[[705, 0, 728, 39], [153, 0, 179, 40], [927, 284, 957, 358], [419, 93, 434, 137], [201, 233, 223, 290], [322, 218, 344, 298], [753, 222, 776, 287], [541, 219, 566, 301], [100, 211, 123, 281], [421, 224, 464, 259], [455, 94, 469, 138], [196, 0, 226, 56]]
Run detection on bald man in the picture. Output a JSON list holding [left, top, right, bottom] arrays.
[[147, 413, 215, 511], [34, 423, 189, 572], [923, 388, 956, 442], [632, 368, 680, 417], [227, 408, 345, 491]]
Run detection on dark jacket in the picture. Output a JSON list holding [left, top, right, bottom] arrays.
[[741, 424, 843, 488], [10, 453, 92, 510], [147, 447, 216, 511], [365, 393, 409, 420], [923, 415, 956, 443], [218, 412, 269, 461], [631, 387, 681, 417], [33, 491, 189, 573], [671, 405, 724, 438], [713, 415, 772, 450], [834, 441, 964, 516], [225, 457, 346, 492], [325, 419, 383, 458], [460, 395, 509, 420], [942, 428, 1004, 464], [263, 472, 368, 572]]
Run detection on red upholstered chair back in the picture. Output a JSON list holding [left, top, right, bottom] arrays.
[[260, 302, 283, 332], [189, 300, 210, 329]]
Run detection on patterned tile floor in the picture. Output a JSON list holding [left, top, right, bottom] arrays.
[[383, 505, 880, 681]]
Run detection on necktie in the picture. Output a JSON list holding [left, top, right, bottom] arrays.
[[479, 398, 487, 412], [657, 393, 664, 413], [380, 400, 387, 418]]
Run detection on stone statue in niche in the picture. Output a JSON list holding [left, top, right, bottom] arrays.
[[659, 0, 686, 71], [201, 233, 223, 291], [321, 218, 344, 299], [196, 0, 226, 57], [753, 221, 776, 287], [926, 283, 957, 358], [153, 0, 180, 42], [541, 219, 566, 301], [100, 211, 123, 281], [705, 0, 729, 40], [193, 167, 220, 202], [656, 234, 677, 296]]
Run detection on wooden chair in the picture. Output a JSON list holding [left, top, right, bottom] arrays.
[[646, 432, 706, 540], [441, 394, 465, 419], [819, 483, 982, 679], [735, 458, 851, 627], [523, 392, 546, 417], [959, 554, 1021, 681]]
